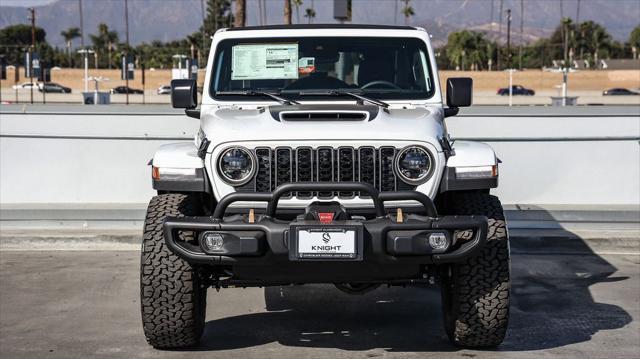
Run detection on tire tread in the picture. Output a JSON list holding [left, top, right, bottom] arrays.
[[442, 192, 510, 347], [140, 193, 206, 349]]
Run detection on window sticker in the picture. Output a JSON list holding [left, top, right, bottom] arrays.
[[298, 57, 316, 74], [231, 43, 299, 80]]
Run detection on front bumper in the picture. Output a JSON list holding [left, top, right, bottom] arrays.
[[163, 182, 488, 282]]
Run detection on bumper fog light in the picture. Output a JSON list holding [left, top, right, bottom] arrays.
[[201, 232, 224, 252], [428, 233, 449, 251]]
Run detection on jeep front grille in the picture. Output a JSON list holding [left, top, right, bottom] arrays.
[[236, 147, 415, 198]]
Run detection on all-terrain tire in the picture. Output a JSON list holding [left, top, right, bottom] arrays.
[[440, 192, 510, 347], [140, 193, 207, 349]]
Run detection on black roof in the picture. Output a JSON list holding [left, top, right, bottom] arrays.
[[225, 24, 417, 31]]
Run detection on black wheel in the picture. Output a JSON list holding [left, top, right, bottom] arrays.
[[440, 192, 510, 347], [140, 193, 207, 349]]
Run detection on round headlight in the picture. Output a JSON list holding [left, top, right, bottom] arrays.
[[395, 146, 434, 185], [217, 147, 256, 185]]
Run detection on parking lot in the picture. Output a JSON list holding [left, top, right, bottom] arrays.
[[1, 236, 638, 359]]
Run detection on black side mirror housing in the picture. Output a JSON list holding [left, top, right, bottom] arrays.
[[446, 77, 473, 108], [171, 79, 197, 109]]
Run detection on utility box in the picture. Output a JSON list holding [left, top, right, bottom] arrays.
[[551, 96, 578, 106], [82, 92, 111, 105]]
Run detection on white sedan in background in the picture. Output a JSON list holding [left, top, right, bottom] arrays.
[[12, 82, 38, 90], [157, 85, 171, 94]]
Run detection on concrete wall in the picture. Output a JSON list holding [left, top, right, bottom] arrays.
[[1, 105, 639, 208]]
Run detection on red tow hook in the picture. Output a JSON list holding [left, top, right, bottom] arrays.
[[318, 212, 334, 224]]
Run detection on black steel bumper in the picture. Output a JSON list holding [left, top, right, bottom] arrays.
[[163, 183, 488, 273]]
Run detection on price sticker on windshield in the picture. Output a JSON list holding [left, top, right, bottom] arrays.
[[231, 43, 299, 80]]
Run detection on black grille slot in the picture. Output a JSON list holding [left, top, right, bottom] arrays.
[[295, 147, 313, 198], [338, 147, 355, 197], [358, 147, 376, 197], [316, 147, 334, 198], [281, 112, 367, 121], [275, 148, 293, 197], [379, 147, 397, 192], [255, 148, 272, 192]]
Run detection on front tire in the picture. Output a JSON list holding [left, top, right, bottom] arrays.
[[140, 193, 207, 349], [440, 192, 510, 347]]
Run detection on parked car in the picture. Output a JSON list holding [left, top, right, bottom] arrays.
[[157, 85, 171, 94], [38, 82, 71, 93], [602, 88, 639, 96], [141, 24, 510, 350], [12, 82, 38, 90], [110, 86, 143, 94], [497, 85, 535, 96]]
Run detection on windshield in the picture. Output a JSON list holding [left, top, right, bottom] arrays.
[[210, 37, 435, 101]]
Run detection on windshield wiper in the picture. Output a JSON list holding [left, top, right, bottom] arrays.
[[216, 90, 299, 106], [334, 91, 390, 108], [287, 90, 389, 108]]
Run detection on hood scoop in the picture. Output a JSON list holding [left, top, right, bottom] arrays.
[[270, 104, 379, 122], [281, 111, 367, 121]]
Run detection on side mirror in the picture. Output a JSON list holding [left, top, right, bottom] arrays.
[[171, 79, 197, 109], [446, 77, 473, 108]]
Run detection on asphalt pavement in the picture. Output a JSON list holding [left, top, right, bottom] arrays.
[[0, 238, 639, 359]]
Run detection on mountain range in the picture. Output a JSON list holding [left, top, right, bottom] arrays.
[[1, 0, 638, 49]]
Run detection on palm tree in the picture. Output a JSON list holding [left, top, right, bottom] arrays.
[[304, 8, 316, 24], [402, 0, 414, 25], [234, 0, 246, 27], [292, 0, 303, 24], [60, 27, 80, 67], [284, 0, 292, 25], [89, 23, 119, 69]]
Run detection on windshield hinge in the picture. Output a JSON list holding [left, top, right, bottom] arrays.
[[197, 138, 211, 159], [439, 136, 455, 157]]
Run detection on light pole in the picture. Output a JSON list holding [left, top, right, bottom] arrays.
[[78, 0, 84, 48], [506, 8, 513, 105], [124, 0, 130, 105], [77, 48, 94, 93], [28, 7, 35, 104], [506, 8, 512, 70]]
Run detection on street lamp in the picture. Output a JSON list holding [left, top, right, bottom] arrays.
[[77, 48, 95, 92]]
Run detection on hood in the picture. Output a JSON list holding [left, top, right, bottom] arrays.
[[201, 103, 445, 147]]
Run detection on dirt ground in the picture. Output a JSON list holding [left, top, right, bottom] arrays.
[[2, 67, 639, 94]]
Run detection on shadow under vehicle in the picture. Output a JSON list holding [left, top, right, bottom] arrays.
[[194, 231, 632, 354]]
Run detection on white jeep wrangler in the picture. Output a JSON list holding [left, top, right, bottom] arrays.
[[141, 24, 509, 349]]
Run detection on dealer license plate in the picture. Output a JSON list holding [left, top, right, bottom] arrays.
[[295, 227, 357, 259]]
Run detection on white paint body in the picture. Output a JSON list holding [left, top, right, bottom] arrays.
[[152, 27, 499, 208]]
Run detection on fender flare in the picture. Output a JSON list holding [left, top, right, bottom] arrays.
[[150, 142, 209, 193], [439, 140, 499, 192]]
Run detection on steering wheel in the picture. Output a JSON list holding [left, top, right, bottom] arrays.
[[361, 80, 402, 90]]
